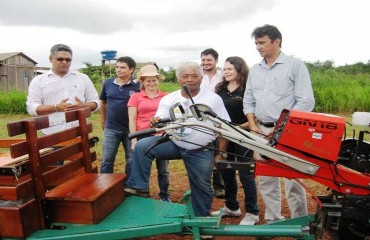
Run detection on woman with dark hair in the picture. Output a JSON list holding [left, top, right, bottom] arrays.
[[211, 56, 259, 225]]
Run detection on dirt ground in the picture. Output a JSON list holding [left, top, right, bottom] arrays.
[[110, 160, 332, 240]]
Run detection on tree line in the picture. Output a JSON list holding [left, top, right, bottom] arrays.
[[76, 60, 370, 114], [80, 60, 370, 85]]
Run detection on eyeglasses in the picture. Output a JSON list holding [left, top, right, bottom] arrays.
[[56, 58, 72, 62]]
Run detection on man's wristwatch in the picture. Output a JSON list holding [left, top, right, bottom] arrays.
[[218, 152, 228, 158]]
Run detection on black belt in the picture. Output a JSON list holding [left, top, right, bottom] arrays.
[[258, 120, 276, 128]]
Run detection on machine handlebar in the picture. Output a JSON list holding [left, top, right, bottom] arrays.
[[128, 118, 172, 139]]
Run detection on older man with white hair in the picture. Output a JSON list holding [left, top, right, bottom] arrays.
[[125, 61, 230, 217]]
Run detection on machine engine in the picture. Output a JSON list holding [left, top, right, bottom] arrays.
[[272, 110, 370, 239], [272, 109, 346, 162]]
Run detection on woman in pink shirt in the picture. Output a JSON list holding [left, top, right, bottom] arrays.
[[127, 64, 170, 202]]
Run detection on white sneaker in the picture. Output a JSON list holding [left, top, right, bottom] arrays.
[[266, 216, 285, 224], [210, 206, 241, 217], [239, 213, 259, 225], [200, 235, 214, 239]]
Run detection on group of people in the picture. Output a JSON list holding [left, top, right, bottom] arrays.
[[98, 57, 170, 201], [25, 24, 315, 227]]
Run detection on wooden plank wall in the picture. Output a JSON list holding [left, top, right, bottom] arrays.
[[0, 54, 35, 92]]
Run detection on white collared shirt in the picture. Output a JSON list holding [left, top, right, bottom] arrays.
[[200, 69, 223, 92], [26, 69, 100, 134]]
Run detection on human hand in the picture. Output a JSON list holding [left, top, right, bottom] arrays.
[[55, 98, 72, 112], [65, 97, 84, 111], [239, 122, 250, 130], [149, 117, 161, 128], [131, 138, 137, 150], [249, 125, 263, 135]]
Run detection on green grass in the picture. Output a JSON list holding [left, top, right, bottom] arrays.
[[159, 82, 181, 92], [0, 91, 28, 114], [311, 72, 370, 113], [1, 74, 369, 114]]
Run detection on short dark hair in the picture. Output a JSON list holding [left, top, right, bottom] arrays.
[[201, 48, 218, 60], [50, 44, 73, 56], [251, 24, 282, 47], [116, 56, 136, 69]]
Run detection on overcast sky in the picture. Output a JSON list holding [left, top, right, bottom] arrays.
[[1, 0, 369, 70]]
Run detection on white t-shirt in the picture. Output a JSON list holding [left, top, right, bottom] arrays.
[[155, 88, 230, 150]]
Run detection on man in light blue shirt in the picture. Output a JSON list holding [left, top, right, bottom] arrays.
[[243, 24, 315, 222]]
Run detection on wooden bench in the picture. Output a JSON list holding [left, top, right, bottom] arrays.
[[0, 108, 126, 238]]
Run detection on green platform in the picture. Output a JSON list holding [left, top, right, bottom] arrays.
[[23, 195, 315, 240], [28, 196, 188, 239]]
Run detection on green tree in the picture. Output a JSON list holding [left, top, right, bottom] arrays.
[[159, 67, 177, 82], [79, 62, 116, 82]]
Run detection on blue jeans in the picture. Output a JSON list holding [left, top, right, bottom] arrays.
[[137, 136, 170, 199], [125, 136, 214, 216], [100, 128, 133, 174], [154, 159, 170, 199], [212, 141, 224, 191], [222, 142, 259, 215]]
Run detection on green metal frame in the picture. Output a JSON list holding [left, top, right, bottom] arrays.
[[27, 196, 187, 240], [7, 192, 316, 240]]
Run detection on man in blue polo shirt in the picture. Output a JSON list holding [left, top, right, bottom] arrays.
[[100, 56, 140, 174]]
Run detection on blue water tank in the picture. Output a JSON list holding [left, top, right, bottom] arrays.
[[101, 50, 117, 60]]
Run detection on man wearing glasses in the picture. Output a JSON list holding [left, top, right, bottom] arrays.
[[26, 43, 100, 135]]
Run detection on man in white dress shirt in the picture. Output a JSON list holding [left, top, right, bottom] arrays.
[[27, 43, 100, 135]]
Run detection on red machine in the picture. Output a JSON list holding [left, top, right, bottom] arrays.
[[240, 109, 369, 239], [274, 109, 346, 162], [254, 110, 369, 197], [132, 105, 370, 239], [166, 105, 370, 239]]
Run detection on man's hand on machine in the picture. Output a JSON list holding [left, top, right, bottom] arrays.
[[149, 117, 172, 128], [149, 117, 161, 128]]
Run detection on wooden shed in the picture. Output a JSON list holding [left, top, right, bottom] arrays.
[[0, 52, 37, 92]]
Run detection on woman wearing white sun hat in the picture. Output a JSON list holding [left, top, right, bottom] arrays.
[[128, 64, 170, 202]]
